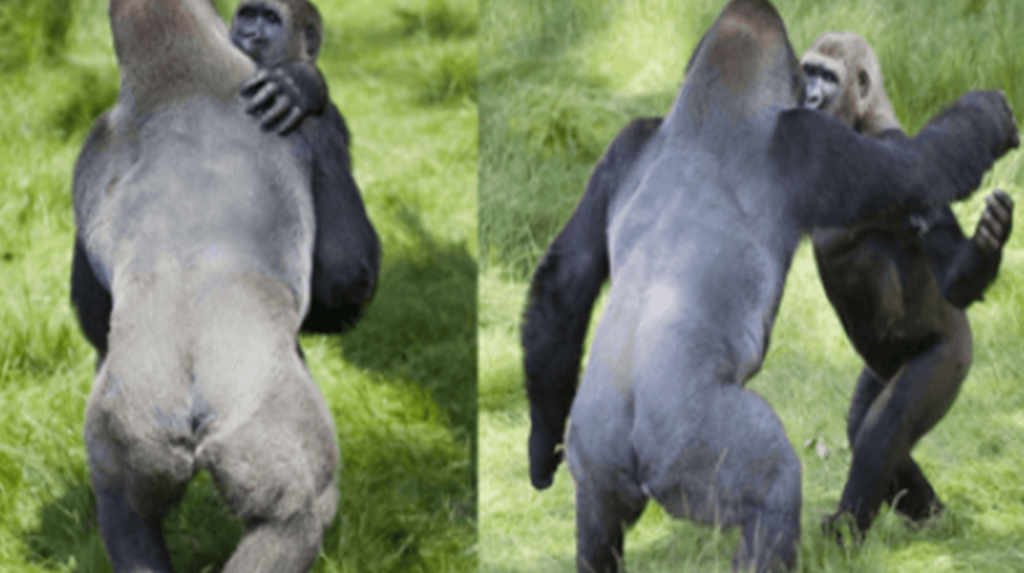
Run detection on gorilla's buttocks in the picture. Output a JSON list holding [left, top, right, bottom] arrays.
[[71, 0, 358, 570], [521, 1, 1018, 571]]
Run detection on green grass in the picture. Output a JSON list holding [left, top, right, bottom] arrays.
[[479, 0, 1024, 571], [0, 0, 477, 571]]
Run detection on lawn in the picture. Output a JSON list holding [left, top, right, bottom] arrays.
[[0, 0, 477, 571], [479, 0, 1024, 571]]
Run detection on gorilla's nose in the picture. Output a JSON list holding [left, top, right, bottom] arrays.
[[806, 93, 821, 108]]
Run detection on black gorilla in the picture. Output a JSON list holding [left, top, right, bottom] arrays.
[[229, 0, 382, 334], [71, 0, 379, 362], [232, 0, 327, 134], [520, 0, 1018, 571], [801, 32, 1014, 537], [69, 0, 370, 570]]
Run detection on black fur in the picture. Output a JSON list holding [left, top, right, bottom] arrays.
[[814, 130, 1013, 536], [522, 117, 661, 490]]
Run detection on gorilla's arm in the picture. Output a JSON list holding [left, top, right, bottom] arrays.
[[773, 91, 1018, 230], [241, 60, 327, 134], [521, 117, 660, 490], [71, 236, 112, 361], [919, 190, 1013, 307], [299, 103, 381, 333]]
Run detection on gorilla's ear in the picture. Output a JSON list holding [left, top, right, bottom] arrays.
[[305, 23, 321, 61], [858, 68, 870, 99]]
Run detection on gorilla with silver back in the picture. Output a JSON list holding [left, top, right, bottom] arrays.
[[71, 0, 349, 570], [71, 0, 379, 357], [801, 31, 1014, 538], [520, 0, 1018, 570]]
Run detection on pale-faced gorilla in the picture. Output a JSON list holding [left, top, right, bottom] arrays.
[[69, 0, 366, 570], [71, 0, 379, 361], [520, 0, 1018, 571], [801, 32, 1014, 538]]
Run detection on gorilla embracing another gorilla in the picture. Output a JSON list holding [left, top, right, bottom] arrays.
[[70, 0, 377, 570], [521, 0, 1018, 571], [800, 32, 1014, 539]]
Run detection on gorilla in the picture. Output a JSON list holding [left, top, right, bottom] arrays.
[[801, 32, 1014, 538], [229, 0, 382, 333], [71, 0, 379, 360], [69, 0, 375, 570], [232, 0, 328, 134], [520, 1, 1018, 571]]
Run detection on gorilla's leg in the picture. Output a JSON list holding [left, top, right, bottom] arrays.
[[574, 476, 647, 573], [834, 309, 970, 532], [85, 329, 195, 572], [192, 309, 338, 573], [93, 486, 176, 573], [886, 458, 943, 522], [846, 367, 885, 445], [638, 384, 802, 573], [566, 369, 647, 573], [845, 368, 946, 523]]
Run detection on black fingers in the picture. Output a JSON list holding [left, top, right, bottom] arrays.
[[276, 107, 304, 135], [244, 81, 279, 113], [975, 189, 1014, 253], [240, 68, 271, 96], [259, 95, 292, 129]]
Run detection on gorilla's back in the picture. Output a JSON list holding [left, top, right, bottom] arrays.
[[80, 95, 316, 322]]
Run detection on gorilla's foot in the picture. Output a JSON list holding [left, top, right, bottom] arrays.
[[734, 509, 801, 573], [884, 460, 945, 525], [891, 487, 946, 527]]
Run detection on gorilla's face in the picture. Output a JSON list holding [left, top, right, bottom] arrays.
[[802, 61, 841, 112], [231, 1, 289, 64]]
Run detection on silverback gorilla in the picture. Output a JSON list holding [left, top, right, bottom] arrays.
[[801, 32, 1014, 538], [71, 0, 379, 361], [520, 1, 1018, 571], [69, 0, 376, 570]]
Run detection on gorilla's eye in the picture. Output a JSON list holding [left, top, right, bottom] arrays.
[[823, 69, 838, 83]]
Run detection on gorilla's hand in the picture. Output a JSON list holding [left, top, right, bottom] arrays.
[[241, 63, 325, 135], [961, 91, 1020, 159], [974, 189, 1014, 255], [528, 407, 565, 490]]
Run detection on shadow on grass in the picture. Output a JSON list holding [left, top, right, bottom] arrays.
[[22, 473, 245, 573], [341, 206, 477, 453]]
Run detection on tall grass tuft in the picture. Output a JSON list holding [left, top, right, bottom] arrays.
[[0, 0, 74, 71]]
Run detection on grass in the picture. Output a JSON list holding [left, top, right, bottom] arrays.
[[0, 0, 477, 571], [479, 0, 1024, 571]]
